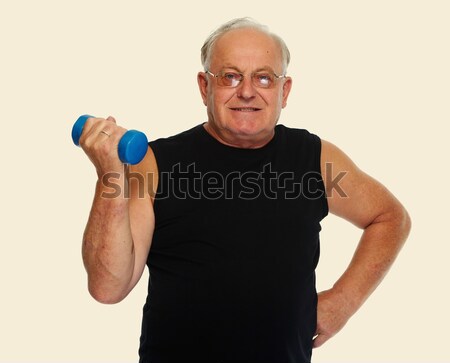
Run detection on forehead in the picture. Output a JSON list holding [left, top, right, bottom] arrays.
[[210, 28, 283, 71]]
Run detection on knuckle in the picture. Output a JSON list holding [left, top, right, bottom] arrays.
[[84, 117, 98, 129], [117, 126, 127, 135], [107, 116, 117, 123]]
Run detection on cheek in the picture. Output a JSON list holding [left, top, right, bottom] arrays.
[[260, 90, 282, 105], [210, 92, 233, 111]]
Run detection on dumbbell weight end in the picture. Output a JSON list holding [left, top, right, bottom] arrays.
[[71, 114, 148, 165]]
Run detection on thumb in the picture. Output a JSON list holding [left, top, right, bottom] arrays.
[[106, 116, 117, 123]]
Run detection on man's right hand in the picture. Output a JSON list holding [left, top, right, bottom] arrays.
[[78, 116, 127, 177]]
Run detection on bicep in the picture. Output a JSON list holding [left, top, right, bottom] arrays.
[[321, 139, 400, 229]]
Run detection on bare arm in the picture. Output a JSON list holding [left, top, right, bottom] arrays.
[[80, 116, 157, 304], [313, 139, 411, 348]]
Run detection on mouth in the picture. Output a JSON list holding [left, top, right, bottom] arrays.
[[230, 107, 262, 112]]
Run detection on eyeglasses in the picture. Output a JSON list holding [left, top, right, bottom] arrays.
[[205, 69, 286, 89]]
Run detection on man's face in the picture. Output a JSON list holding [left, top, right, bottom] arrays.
[[198, 28, 292, 147]]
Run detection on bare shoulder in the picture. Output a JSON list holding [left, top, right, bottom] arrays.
[[320, 139, 405, 228]]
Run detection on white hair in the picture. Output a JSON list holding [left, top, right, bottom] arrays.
[[200, 17, 291, 75]]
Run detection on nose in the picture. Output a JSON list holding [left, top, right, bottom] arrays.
[[236, 75, 257, 100]]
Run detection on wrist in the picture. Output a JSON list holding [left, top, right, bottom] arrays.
[[328, 282, 365, 317]]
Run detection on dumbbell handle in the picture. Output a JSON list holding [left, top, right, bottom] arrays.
[[71, 115, 148, 165]]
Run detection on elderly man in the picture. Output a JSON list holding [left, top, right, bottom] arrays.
[[79, 18, 411, 362]]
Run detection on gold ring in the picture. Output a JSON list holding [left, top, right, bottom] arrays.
[[100, 130, 110, 137]]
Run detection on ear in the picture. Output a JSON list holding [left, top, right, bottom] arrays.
[[197, 72, 208, 106], [281, 77, 292, 108]]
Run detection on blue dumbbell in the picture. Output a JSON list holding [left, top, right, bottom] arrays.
[[71, 114, 148, 165]]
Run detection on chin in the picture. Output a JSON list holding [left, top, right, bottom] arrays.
[[227, 118, 272, 136]]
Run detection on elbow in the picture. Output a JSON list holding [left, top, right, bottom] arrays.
[[402, 207, 412, 241], [394, 203, 412, 245], [87, 281, 129, 305], [90, 292, 124, 305]]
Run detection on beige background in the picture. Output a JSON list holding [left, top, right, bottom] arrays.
[[1, 0, 448, 361]]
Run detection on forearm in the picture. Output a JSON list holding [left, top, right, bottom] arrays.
[[316, 140, 412, 348], [332, 205, 411, 314], [82, 178, 135, 303]]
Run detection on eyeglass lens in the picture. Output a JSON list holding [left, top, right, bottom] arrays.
[[217, 71, 278, 88]]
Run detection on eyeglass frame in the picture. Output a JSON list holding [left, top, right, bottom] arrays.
[[205, 69, 287, 89]]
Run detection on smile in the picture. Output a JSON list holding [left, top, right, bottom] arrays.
[[230, 107, 262, 112]]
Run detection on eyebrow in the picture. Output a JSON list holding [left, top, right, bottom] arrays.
[[220, 64, 277, 73]]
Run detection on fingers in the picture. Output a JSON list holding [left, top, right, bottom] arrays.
[[80, 116, 123, 147], [312, 322, 329, 349], [312, 332, 329, 349], [78, 116, 127, 174]]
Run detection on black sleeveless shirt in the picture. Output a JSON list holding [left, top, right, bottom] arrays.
[[139, 124, 328, 362]]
